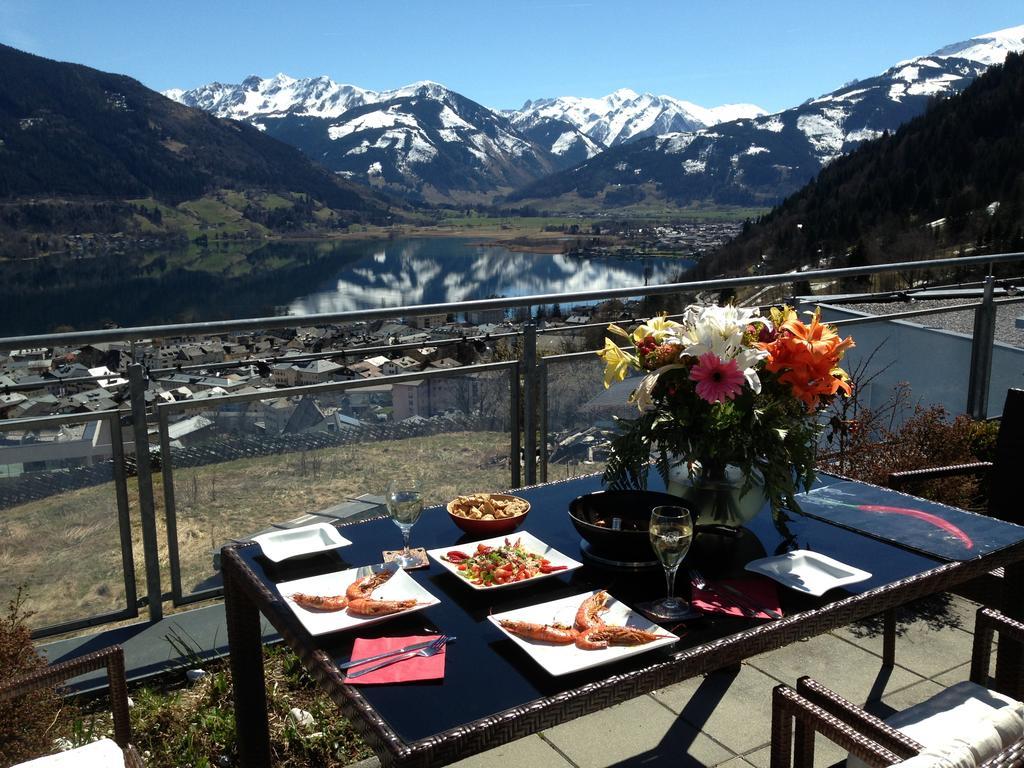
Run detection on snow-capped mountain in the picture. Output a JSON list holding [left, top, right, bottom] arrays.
[[170, 78, 563, 203], [170, 78, 557, 203], [166, 76, 764, 202], [510, 24, 1024, 208], [508, 88, 765, 149]]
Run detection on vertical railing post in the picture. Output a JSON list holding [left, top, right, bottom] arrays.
[[128, 363, 162, 621], [522, 321, 538, 486], [967, 274, 997, 419], [509, 362, 521, 489], [539, 357, 549, 484]]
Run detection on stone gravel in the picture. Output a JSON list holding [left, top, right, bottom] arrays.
[[830, 298, 1024, 349]]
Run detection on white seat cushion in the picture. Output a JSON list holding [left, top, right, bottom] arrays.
[[12, 738, 125, 768], [848, 681, 1024, 768], [891, 742, 978, 768]]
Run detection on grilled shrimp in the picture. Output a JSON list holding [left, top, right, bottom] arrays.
[[574, 590, 609, 631], [346, 570, 395, 601], [291, 592, 349, 612], [576, 624, 673, 649], [497, 619, 577, 645], [346, 597, 425, 616]]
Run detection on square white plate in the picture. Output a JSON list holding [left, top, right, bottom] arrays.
[[744, 550, 871, 596], [253, 522, 352, 563], [426, 531, 582, 590], [488, 590, 679, 676], [279, 564, 440, 636]]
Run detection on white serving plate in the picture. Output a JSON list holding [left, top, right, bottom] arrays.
[[426, 531, 582, 590], [744, 550, 871, 596], [279, 564, 440, 636], [488, 590, 679, 676], [253, 522, 352, 563]]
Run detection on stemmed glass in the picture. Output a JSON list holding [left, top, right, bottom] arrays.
[[386, 478, 424, 568], [640, 505, 701, 620]]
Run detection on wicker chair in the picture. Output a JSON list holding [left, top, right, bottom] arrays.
[[770, 607, 1024, 768], [0, 645, 144, 768]]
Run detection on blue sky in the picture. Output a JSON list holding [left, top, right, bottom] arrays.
[[1, 1, 1021, 111]]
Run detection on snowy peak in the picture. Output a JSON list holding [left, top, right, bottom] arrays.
[[927, 24, 1024, 67], [170, 75, 372, 120], [508, 89, 766, 148], [166, 76, 466, 123], [509, 23, 1024, 210], [169, 74, 558, 204]]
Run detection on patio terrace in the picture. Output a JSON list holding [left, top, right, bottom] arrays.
[[3, 251, 1024, 767]]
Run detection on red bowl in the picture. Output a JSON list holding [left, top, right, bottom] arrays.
[[447, 494, 530, 536]]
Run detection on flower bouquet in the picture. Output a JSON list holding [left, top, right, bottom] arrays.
[[597, 304, 854, 523]]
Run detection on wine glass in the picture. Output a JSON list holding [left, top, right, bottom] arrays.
[[386, 478, 424, 568], [640, 505, 701, 620]]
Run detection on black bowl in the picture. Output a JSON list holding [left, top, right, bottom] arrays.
[[568, 490, 691, 562]]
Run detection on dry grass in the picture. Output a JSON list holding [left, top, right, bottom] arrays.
[[2, 431, 511, 629]]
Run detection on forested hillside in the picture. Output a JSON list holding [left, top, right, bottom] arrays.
[[0, 44, 389, 216], [706, 52, 1024, 276]]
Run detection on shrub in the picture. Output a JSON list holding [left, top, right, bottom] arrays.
[[821, 383, 989, 510], [0, 588, 62, 766]]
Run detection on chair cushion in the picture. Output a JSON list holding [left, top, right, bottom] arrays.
[[890, 742, 978, 768], [848, 681, 1024, 768], [12, 738, 125, 768]]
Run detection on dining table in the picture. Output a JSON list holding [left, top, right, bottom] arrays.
[[220, 472, 1024, 768]]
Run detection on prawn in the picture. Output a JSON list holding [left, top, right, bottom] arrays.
[[574, 590, 609, 631], [347, 597, 425, 616], [346, 570, 395, 601], [291, 592, 348, 612], [576, 624, 673, 650], [344, 568, 425, 616], [497, 619, 576, 645]]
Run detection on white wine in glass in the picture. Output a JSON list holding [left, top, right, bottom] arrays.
[[387, 480, 424, 568], [640, 505, 701, 621]]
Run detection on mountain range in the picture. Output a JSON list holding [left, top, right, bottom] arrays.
[[510, 24, 1024, 209], [167, 79, 765, 204], [169, 25, 1024, 209]]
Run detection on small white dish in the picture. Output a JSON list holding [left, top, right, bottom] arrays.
[[489, 590, 679, 676], [253, 522, 352, 563], [426, 531, 582, 590], [744, 550, 871, 596], [279, 563, 440, 636]]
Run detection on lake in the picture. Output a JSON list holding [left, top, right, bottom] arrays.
[[0, 237, 692, 336]]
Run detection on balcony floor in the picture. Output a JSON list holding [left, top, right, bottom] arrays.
[[41, 590, 985, 767]]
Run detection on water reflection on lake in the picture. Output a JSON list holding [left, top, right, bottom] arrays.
[[0, 237, 692, 335], [286, 237, 689, 315]]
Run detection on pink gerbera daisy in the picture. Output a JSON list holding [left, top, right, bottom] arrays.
[[689, 352, 744, 403]]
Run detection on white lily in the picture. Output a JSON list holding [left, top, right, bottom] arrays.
[[676, 304, 768, 393]]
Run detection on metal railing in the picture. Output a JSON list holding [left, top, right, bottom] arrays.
[[2, 250, 1023, 636]]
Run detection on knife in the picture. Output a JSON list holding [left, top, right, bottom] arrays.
[[713, 581, 783, 620], [346, 636, 449, 679], [338, 638, 438, 670]]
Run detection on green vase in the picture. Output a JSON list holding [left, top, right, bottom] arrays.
[[666, 462, 767, 528]]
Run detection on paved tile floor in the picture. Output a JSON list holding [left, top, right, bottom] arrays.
[[42, 589, 988, 768], [433, 592, 985, 768]]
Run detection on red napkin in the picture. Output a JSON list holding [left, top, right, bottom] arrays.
[[343, 635, 445, 685], [691, 577, 782, 619]]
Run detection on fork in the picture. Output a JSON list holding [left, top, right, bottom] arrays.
[[346, 635, 452, 679], [690, 569, 758, 619]]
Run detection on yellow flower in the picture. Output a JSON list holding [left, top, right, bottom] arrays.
[[630, 314, 682, 345], [597, 338, 637, 388]]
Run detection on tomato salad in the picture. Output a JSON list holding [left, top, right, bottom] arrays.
[[443, 538, 568, 586]]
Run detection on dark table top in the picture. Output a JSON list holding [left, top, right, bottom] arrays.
[[229, 473, 1024, 749]]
